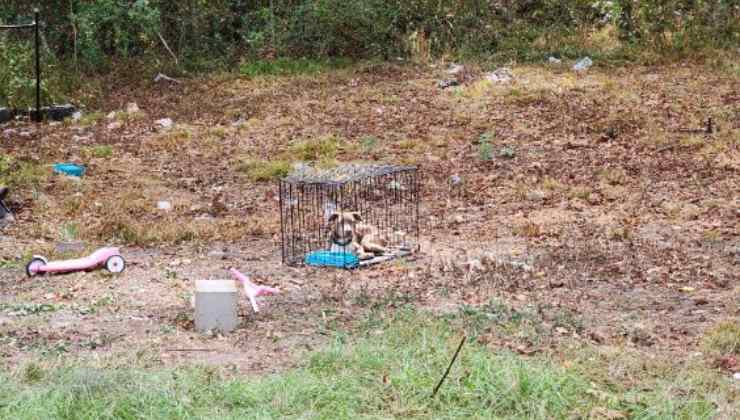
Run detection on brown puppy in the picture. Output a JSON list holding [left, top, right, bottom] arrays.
[[328, 211, 387, 260]]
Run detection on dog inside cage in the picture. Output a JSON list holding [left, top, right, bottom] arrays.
[[279, 164, 420, 268]]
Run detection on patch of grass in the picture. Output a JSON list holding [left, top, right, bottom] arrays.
[[478, 131, 495, 162], [359, 136, 378, 154], [237, 159, 291, 182], [287, 136, 340, 162], [608, 225, 633, 242], [76, 111, 104, 127], [702, 320, 740, 355], [569, 185, 592, 200], [542, 176, 563, 191], [0, 303, 62, 316], [59, 222, 79, 241], [88, 145, 113, 159], [0, 156, 47, 190], [397, 138, 418, 151], [239, 57, 351, 77], [0, 309, 723, 419]]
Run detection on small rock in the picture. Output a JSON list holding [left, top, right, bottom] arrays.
[[107, 121, 122, 130], [548, 56, 562, 64], [125, 102, 140, 114], [453, 214, 466, 224], [437, 79, 459, 89], [485, 67, 513, 83], [527, 190, 546, 202], [157, 201, 172, 211], [156, 118, 174, 129], [72, 111, 82, 121], [207, 249, 232, 259], [446, 63, 465, 75], [72, 134, 92, 142], [734, 372, 740, 381], [573, 57, 593, 72], [449, 175, 462, 186], [106, 111, 117, 120]]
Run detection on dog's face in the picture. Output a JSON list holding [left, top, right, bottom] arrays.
[[0, 187, 13, 225], [328, 211, 362, 245]]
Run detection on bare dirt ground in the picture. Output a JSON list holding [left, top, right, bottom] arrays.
[[0, 61, 738, 375]]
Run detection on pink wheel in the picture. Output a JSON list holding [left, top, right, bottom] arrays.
[[26, 257, 47, 277], [105, 255, 125, 273]]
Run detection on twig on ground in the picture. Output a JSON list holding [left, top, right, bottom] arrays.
[[431, 335, 466, 398]]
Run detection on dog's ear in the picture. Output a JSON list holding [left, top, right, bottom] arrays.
[[328, 212, 339, 222], [0, 187, 7, 201], [350, 212, 362, 222]]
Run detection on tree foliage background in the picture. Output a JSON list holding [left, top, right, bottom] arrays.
[[1, 0, 738, 106], [1, 0, 737, 66]]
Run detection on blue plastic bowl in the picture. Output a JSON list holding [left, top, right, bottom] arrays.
[[305, 251, 360, 269], [53, 163, 86, 177]]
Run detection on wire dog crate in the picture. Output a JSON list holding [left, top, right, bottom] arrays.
[[279, 163, 420, 268]]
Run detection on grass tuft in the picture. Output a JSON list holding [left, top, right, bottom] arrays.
[[702, 320, 740, 356], [237, 159, 291, 182], [0, 310, 723, 419]]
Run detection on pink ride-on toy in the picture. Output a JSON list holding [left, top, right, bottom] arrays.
[[26, 247, 126, 277]]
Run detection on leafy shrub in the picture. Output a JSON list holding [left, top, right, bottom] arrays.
[[0, 37, 52, 108], [2, 1, 738, 72]]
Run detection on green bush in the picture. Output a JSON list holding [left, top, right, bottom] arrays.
[[1, 1, 738, 73]]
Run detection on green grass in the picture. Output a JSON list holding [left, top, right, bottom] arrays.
[[0, 154, 47, 190], [89, 145, 113, 159], [287, 137, 340, 162], [0, 309, 728, 419], [702, 320, 740, 356], [236, 159, 291, 182]]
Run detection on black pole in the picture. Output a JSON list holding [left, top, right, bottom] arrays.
[[431, 335, 466, 398], [34, 8, 40, 123]]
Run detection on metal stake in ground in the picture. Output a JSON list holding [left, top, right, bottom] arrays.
[[34, 8, 40, 123], [431, 335, 466, 398]]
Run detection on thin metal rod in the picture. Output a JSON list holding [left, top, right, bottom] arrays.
[[34, 8, 41, 123], [431, 335, 466, 398]]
